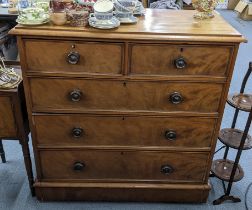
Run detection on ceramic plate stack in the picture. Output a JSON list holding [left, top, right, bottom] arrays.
[[16, 7, 50, 25], [114, 0, 138, 24], [89, 0, 120, 29], [89, 16, 120, 29]]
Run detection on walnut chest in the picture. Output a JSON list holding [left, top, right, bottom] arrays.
[[11, 9, 245, 202]]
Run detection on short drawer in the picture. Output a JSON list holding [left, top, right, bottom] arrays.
[[34, 114, 216, 148], [29, 78, 223, 113], [24, 40, 123, 74], [130, 44, 232, 76], [0, 97, 16, 137], [39, 150, 209, 182]]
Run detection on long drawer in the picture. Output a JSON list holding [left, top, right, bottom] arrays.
[[34, 114, 216, 148], [29, 78, 223, 113], [24, 40, 124, 74], [39, 150, 209, 182], [130, 44, 232, 76]]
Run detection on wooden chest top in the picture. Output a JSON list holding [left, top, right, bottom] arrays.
[[10, 9, 245, 43]]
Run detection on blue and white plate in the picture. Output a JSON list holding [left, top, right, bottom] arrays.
[[89, 16, 120, 29], [116, 15, 138, 24]]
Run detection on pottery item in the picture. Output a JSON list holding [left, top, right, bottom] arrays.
[[114, 10, 132, 19], [91, 0, 114, 22], [20, 7, 45, 18], [114, 10, 137, 23], [117, 0, 137, 12], [34, 1, 50, 13], [67, 10, 89, 26], [89, 15, 120, 29], [75, 0, 97, 6], [50, 12, 67, 25], [192, 0, 219, 19], [115, 13, 137, 23], [50, 0, 65, 12], [16, 17, 50, 25], [133, 1, 145, 16], [17, 7, 49, 24], [18, 0, 29, 9], [113, 0, 130, 12], [91, 11, 114, 20], [93, 0, 113, 13], [49, 0, 67, 25], [16, 19, 50, 25]]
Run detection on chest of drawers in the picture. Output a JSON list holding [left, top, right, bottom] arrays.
[[11, 9, 245, 202]]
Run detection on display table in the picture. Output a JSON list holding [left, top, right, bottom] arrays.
[[0, 67, 34, 195], [10, 9, 245, 203]]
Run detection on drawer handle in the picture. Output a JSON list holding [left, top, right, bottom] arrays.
[[72, 128, 84, 138], [70, 89, 82, 102], [170, 92, 183, 104], [161, 165, 174, 175], [165, 130, 176, 141], [174, 57, 187, 69], [67, 51, 80, 65], [73, 162, 85, 171]]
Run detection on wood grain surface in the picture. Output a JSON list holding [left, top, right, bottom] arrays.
[[29, 78, 223, 113], [0, 97, 16, 137], [24, 40, 124, 74], [34, 182, 211, 202], [10, 9, 246, 43], [33, 114, 216, 148], [130, 44, 232, 76], [39, 149, 209, 182]]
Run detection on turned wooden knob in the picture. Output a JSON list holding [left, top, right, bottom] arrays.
[[73, 162, 85, 171], [174, 57, 187, 69], [161, 165, 174, 175], [67, 51, 80, 65], [69, 89, 82, 102], [72, 128, 84, 138], [170, 92, 183, 104], [165, 130, 177, 141]]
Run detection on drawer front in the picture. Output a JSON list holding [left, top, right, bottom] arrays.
[[24, 40, 123, 74], [130, 44, 231, 76], [30, 78, 223, 113], [0, 97, 16, 137], [34, 114, 215, 148], [39, 150, 209, 182]]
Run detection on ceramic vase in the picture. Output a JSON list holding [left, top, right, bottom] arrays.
[[192, 0, 219, 19]]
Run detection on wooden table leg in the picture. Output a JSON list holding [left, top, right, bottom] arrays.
[[0, 139, 6, 163], [19, 136, 35, 196]]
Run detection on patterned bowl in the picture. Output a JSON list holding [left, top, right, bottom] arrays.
[[192, 0, 219, 19]]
